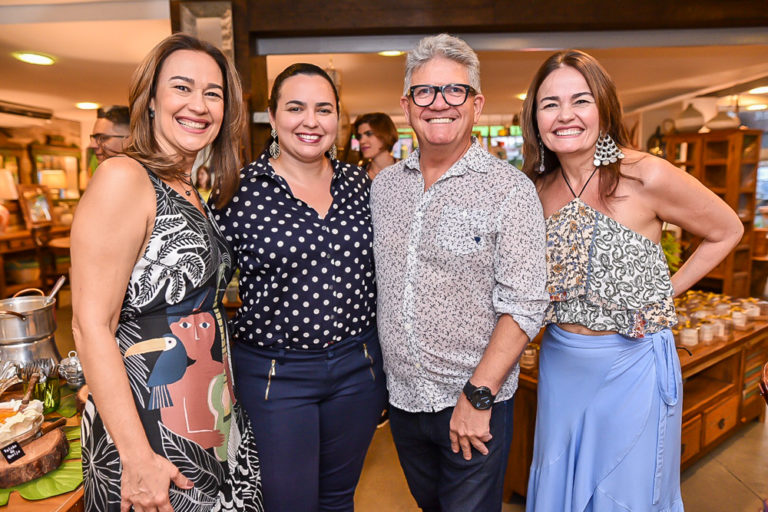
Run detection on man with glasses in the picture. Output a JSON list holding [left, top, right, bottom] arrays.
[[370, 34, 548, 511], [88, 105, 129, 163]]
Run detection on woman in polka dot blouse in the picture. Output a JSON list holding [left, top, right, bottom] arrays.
[[212, 63, 387, 512]]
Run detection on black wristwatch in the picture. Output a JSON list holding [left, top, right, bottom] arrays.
[[463, 380, 496, 410]]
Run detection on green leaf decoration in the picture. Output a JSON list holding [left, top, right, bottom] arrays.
[[64, 425, 81, 441], [65, 439, 81, 460], [56, 394, 78, 418], [11, 459, 82, 501], [0, 489, 9, 506]]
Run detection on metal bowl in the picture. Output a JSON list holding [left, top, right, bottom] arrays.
[[0, 295, 57, 344]]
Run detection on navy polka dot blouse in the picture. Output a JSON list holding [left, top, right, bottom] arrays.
[[212, 150, 376, 350]]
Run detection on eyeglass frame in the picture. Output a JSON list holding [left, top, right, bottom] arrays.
[[407, 83, 477, 107], [89, 133, 128, 146]]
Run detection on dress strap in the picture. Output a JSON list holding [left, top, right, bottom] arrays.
[[561, 166, 599, 198]]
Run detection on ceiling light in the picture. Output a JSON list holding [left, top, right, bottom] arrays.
[[378, 50, 404, 57], [748, 86, 768, 95], [12, 51, 55, 66], [76, 102, 101, 110], [516, 93, 527, 100], [747, 104, 767, 111]]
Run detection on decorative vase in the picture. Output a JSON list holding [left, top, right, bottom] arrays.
[[705, 111, 740, 130], [674, 103, 705, 133]]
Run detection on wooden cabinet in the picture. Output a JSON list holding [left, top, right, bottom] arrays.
[[665, 129, 763, 297], [504, 323, 768, 500], [0, 226, 70, 298]]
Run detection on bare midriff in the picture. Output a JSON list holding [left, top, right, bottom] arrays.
[[556, 323, 619, 336]]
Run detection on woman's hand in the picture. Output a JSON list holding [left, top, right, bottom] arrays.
[[120, 452, 194, 512]]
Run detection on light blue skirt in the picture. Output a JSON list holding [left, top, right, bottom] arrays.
[[526, 325, 685, 512]]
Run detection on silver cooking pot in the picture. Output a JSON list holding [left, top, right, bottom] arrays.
[[0, 289, 60, 362]]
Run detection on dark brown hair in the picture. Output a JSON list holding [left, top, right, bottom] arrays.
[[521, 49, 631, 201], [123, 33, 244, 208], [353, 113, 398, 152], [268, 63, 339, 115]]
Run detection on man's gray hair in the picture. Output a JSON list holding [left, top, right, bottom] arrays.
[[403, 34, 481, 96]]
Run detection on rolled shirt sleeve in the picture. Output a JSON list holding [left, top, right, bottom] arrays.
[[493, 177, 548, 342]]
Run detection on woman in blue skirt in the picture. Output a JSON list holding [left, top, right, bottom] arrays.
[[519, 49, 743, 511]]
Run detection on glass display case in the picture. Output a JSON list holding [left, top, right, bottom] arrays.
[[28, 143, 81, 200]]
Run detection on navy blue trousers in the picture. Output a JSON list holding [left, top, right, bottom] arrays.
[[389, 399, 515, 512], [233, 327, 387, 512]]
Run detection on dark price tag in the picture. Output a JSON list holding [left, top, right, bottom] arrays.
[[1, 441, 25, 463]]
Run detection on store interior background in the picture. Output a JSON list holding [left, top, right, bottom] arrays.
[[1, 1, 768, 511]]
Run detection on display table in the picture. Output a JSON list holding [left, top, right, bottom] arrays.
[[504, 322, 768, 500], [0, 226, 70, 298], [2, 386, 83, 511]]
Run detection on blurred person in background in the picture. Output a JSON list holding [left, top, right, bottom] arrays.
[[88, 105, 130, 163], [354, 112, 398, 180], [195, 164, 213, 202]]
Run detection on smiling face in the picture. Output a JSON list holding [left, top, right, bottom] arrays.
[[357, 122, 387, 160], [149, 49, 225, 167], [535, 65, 600, 159], [400, 56, 484, 154], [269, 73, 338, 164]]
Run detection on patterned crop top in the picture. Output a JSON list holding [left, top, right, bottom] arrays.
[[544, 198, 677, 338]]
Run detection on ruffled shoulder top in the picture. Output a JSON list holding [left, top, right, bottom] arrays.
[[544, 198, 677, 338]]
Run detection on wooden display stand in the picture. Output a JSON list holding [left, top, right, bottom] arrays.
[[504, 322, 768, 500], [665, 129, 763, 297]]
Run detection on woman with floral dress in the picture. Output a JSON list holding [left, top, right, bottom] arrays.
[[71, 34, 262, 512]]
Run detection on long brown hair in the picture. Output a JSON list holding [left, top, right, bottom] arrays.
[[521, 49, 631, 202], [123, 33, 244, 208]]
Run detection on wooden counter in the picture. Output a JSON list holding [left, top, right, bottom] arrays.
[[504, 322, 768, 500]]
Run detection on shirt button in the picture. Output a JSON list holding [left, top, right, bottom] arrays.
[[415, 363, 421, 369], [404, 322, 412, 331]]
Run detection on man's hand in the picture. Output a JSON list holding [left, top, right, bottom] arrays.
[[449, 394, 493, 461]]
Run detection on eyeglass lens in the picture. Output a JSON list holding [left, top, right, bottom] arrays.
[[411, 84, 472, 107]]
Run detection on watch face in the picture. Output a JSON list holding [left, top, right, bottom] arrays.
[[471, 389, 493, 410]]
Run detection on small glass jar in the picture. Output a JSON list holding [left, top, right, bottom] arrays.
[[715, 302, 732, 316], [680, 325, 699, 347], [743, 302, 760, 320], [520, 346, 538, 370], [757, 300, 768, 317], [699, 321, 716, 345], [732, 310, 748, 330]]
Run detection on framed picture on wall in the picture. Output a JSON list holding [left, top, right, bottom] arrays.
[[16, 184, 53, 230]]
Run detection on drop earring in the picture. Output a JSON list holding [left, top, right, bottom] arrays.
[[537, 138, 546, 174], [149, 108, 155, 119], [269, 128, 280, 159], [593, 132, 624, 167], [328, 143, 337, 160]]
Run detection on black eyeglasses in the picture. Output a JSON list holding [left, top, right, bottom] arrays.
[[408, 83, 476, 107], [90, 133, 128, 145]]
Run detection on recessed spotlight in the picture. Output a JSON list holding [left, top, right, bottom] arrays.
[[378, 50, 404, 57], [747, 104, 767, 111], [748, 86, 768, 95], [76, 102, 101, 110], [516, 93, 527, 100], [12, 51, 56, 66]]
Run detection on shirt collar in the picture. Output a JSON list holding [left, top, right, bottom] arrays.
[[402, 136, 488, 176], [243, 148, 349, 181]]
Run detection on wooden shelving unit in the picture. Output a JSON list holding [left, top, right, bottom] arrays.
[[665, 129, 763, 297]]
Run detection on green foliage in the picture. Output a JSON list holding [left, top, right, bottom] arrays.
[[662, 230, 682, 272]]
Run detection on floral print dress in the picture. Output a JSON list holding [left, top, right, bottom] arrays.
[[82, 169, 262, 512]]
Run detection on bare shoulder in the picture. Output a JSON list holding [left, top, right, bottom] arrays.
[[80, 157, 154, 207], [619, 148, 689, 193]]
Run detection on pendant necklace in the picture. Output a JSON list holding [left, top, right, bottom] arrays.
[[179, 175, 194, 196]]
